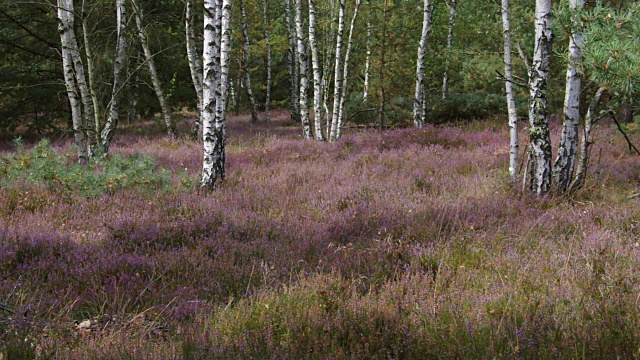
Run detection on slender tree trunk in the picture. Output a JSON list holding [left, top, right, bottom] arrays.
[[501, 0, 518, 181], [186, 0, 204, 138], [131, 0, 177, 139], [294, 0, 313, 138], [285, 0, 301, 123], [525, 0, 553, 195], [329, 0, 346, 141], [308, 0, 324, 140], [570, 85, 606, 192], [57, 0, 88, 163], [441, 0, 457, 99], [553, 0, 584, 192], [262, 0, 272, 122], [363, 2, 371, 103], [323, 0, 338, 138], [239, 0, 259, 123], [101, 0, 127, 153], [378, 0, 389, 130], [309, 0, 324, 141], [81, 0, 101, 149], [413, 0, 433, 128], [335, 0, 360, 139], [201, 0, 231, 190]]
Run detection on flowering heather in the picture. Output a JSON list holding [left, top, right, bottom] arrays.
[[1, 112, 640, 358]]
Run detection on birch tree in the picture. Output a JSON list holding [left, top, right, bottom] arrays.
[[363, 1, 371, 103], [57, 0, 88, 163], [524, 0, 553, 195], [294, 0, 313, 138], [239, 0, 259, 123], [101, 0, 127, 153], [285, 0, 301, 123], [308, 0, 324, 140], [131, 0, 177, 139], [329, 0, 346, 141], [81, 0, 101, 148], [553, 0, 584, 192], [201, 0, 231, 190], [501, 0, 518, 181], [185, 0, 204, 138], [413, 0, 433, 128], [262, 0, 272, 122], [441, 0, 457, 99], [334, 0, 360, 139]]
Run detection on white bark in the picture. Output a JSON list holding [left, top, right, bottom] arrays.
[[553, 0, 584, 192], [262, 0, 272, 122], [57, 0, 88, 163], [80, 0, 100, 152], [335, 0, 360, 139], [441, 0, 457, 99], [363, 4, 371, 103], [101, 0, 127, 153], [501, 0, 518, 181], [525, 0, 553, 195], [186, 0, 204, 138], [201, 0, 230, 190], [329, 0, 346, 141], [285, 0, 301, 123], [239, 0, 259, 123], [413, 0, 433, 128], [132, 0, 177, 139], [294, 0, 313, 138], [308, 0, 324, 140]]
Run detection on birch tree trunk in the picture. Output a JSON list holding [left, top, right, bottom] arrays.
[[101, 0, 127, 153], [378, 0, 389, 129], [57, 0, 88, 163], [81, 0, 101, 148], [329, 0, 346, 141], [201, 0, 231, 190], [308, 0, 324, 140], [285, 0, 301, 123], [525, 0, 553, 195], [570, 85, 606, 192], [294, 0, 313, 138], [413, 0, 433, 128], [322, 0, 338, 138], [132, 0, 177, 139], [335, 0, 361, 139], [363, 2, 371, 103], [186, 0, 204, 138], [553, 0, 584, 192], [239, 0, 259, 123], [501, 0, 518, 181], [262, 0, 272, 122], [441, 0, 457, 99]]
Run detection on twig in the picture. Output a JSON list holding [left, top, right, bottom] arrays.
[[495, 70, 528, 89], [611, 113, 640, 156], [0, 302, 15, 314]]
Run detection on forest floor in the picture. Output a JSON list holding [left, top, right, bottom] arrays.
[[2, 112, 640, 359]]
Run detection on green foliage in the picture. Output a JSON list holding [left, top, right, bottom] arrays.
[[0, 139, 171, 197], [582, 2, 640, 101], [429, 93, 521, 123]]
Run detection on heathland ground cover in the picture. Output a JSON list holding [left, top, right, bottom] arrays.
[[1, 112, 640, 358]]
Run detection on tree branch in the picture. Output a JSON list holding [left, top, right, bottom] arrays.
[[611, 112, 640, 156]]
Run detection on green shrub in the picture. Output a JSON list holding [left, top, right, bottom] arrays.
[[429, 93, 526, 123], [0, 139, 171, 197]]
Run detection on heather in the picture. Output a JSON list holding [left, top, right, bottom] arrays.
[[2, 113, 640, 358]]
